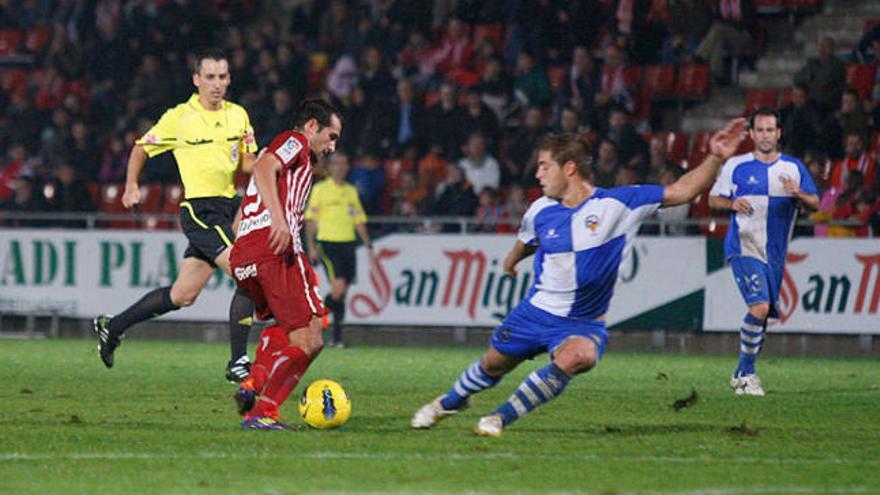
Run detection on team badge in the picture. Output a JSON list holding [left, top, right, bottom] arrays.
[[276, 136, 302, 163], [585, 214, 599, 232]]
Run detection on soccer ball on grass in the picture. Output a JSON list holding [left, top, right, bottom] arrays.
[[298, 379, 351, 429]]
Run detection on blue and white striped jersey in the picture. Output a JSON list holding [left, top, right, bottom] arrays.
[[709, 152, 817, 266], [518, 185, 665, 319]]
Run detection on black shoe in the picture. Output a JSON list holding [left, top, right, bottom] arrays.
[[93, 314, 120, 368], [225, 356, 251, 383]]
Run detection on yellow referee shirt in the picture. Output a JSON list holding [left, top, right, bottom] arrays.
[[305, 178, 367, 242], [136, 94, 257, 199]]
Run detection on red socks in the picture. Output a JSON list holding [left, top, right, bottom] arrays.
[[247, 325, 289, 392], [248, 345, 311, 419]]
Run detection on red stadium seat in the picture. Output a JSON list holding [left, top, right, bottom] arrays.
[[25, 27, 52, 52], [137, 184, 165, 230], [687, 132, 712, 170], [1, 68, 28, 97], [666, 132, 691, 167], [547, 66, 568, 93], [98, 183, 136, 229], [623, 66, 642, 88], [779, 87, 794, 108], [641, 65, 676, 99], [865, 19, 880, 31], [744, 89, 779, 114], [675, 65, 710, 100], [472, 24, 505, 50], [869, 132, 880, 153], [158, 184, 184, 231], [845, 64, 877, 100], [0, 28, 22, 55]]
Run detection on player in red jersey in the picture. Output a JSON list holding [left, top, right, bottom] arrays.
[[229, 98, 343, 430]]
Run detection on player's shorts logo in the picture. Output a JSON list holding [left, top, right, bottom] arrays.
[[234, 263, 257, 281], [498, 327, 512, 343]]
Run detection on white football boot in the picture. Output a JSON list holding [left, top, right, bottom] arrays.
[[731, 374, 765, 396], [410, 395, 466, 429], [474, 414, 504, 438]]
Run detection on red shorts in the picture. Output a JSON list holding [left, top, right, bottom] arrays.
[[231, 252, 326, 330]]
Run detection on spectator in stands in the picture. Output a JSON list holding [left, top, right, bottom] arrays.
[[557, 106, 582, 134], [428, 163, 479, 232], [654, 166, 689, 235], [560, 46, 597, 123], [425, 17, 476, 86], [129, 55, 173, 119], [829, 133, 875, 192], [0, 174, 49, 226], [594, 139, 621, 188], [417, 144, 450, 196], [47, 161, 94, 227], [326, 54, 359, 100], [261, 89, 295, 147], [398, 29, 433, 87], [628, 0, 671, 65], [6, 94, 42, 153], [360, 46, 396, 108], [65, 121, 101, 179], [474, 187, 507, 233], [391, 169, 428, 229], [99, 135, 129, 184], [513, 51, 551, 108], [319, 0, 357, 57], [460, 87, 501, 152], [349, 149, 386, 215], [662, 0, 712, 65], [386, 78, 427, 154], [694, 0, 755, 84], [476, 57, 513, 123], [594, 44, 634, 128], [0, 144, 28, 203], [834, 190, 879, 237], [645, 133, 676, 184], [780, 84, 823, 158], [614, 166, 641, 186], [426, 81, 465, 160], [338, 86, 370, 154], [821, 88, 871, 160], [604, 106, 648, 170], [40, 108, 72, 169], [504, 183, 530, 221], [853, 22, 880, 65], [794, 36, 846, 116], [458, 131, 501, 194], [504, 106, 548, 185]]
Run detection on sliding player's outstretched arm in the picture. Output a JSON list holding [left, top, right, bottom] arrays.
[[663, 118, 749, 207]]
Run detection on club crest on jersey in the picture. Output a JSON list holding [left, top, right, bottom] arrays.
[[276, 136, 302, 163], [585, 214, 600, 233]]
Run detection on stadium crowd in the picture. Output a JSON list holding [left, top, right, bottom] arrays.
[[0, 0, 879, 236]]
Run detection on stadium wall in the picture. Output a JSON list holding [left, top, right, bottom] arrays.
[[1, 230, 878, 336]]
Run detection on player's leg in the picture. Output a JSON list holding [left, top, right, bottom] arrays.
[[235, 324, 289, 415], [729, 256, 771, 396], [94, 256, 213, 368], [245, 316, 323, 424], [327, 277, 348, 346], [215, 246, 256, 381], [411, 346, 522, 429], [477, 326, 606, 438]]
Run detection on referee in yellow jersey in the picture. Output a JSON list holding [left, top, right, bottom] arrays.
[[306, 152, 374, 347], [94, 49, 258, 382]]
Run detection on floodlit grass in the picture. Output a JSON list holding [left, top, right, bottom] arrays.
[[1, 339, 878, 494]]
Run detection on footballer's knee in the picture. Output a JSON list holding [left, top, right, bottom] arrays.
[[553, 339, 598, 375], [748, 303, 770, 321], [169, 286, 198, 307]]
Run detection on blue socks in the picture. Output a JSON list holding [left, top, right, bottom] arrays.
[[735, 313, 766, 377], [440, 359, 502, 410], [495, 363, 571, 426]]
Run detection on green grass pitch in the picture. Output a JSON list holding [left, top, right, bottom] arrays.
[[1, 339, 878, 494]]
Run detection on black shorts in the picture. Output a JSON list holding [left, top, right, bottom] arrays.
[[318, 241, 357, 283], [179, 197, 240, 267]]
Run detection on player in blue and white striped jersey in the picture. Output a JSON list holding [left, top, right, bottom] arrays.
[[411, 118, 750, 437], [709, 108, 819, 396]]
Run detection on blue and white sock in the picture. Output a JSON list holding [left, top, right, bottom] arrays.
[[495, 363, 571, 426], [735, 313, 766, 377], [440, 359, 502, 410]]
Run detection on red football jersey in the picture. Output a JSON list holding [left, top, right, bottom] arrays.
[[233, 130, 314, 261]]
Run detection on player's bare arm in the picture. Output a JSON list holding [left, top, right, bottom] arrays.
[[663, 118, 748, 207], [709, 195, 755, 215], [782, 177, 820, 210], [121, 144, 148, 209], [252, 151, 290, 255], [503, 240, 537, 276], [241, 152, 258, 175]]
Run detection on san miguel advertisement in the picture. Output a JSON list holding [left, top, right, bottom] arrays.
[[703, 239, 880, 334], [340, 234, 706, 327]]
